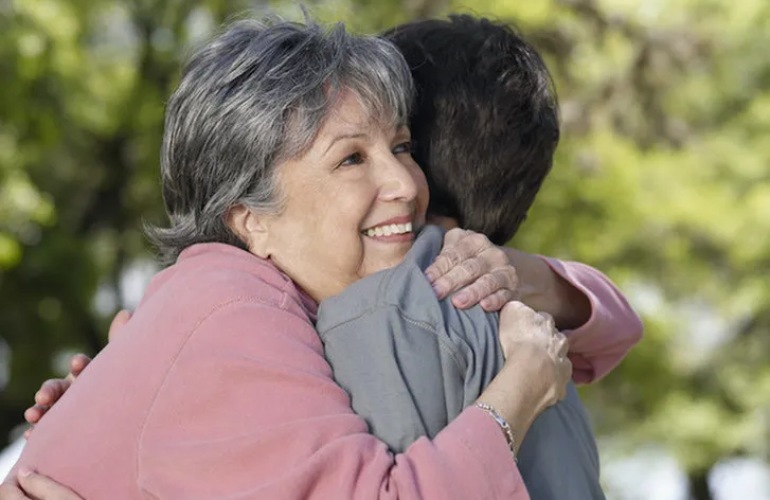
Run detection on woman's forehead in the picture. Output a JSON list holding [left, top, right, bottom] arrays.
[[281, 89, 407, 162], [320, 90, 406, 137]]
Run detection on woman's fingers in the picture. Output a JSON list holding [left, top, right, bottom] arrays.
[[67, 354, 92, 380], [455, 266, 518, 309], [34, 380, 70, 408], [16, 469, 83, 500], [426, 229, 519, 308], [539, 312, 556, 331], [23, 404, 49, 426], [0, 482, 33, 500], [24, 379, 64, 427], [108, 309, 132, 343], [556, 360, 572, 401], [480, 288, 517, 312], [555, 331, 570, 359], [498, 301, 573, 406], [23, 351, 93, 437], [553, 330, 572, 394], [25, 352, 92, 436], [447, 264, 519, 308], [425, 232, 486, 290]]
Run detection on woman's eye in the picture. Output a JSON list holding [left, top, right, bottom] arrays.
[[393, 141, 414, 155], [338, 152, 365, 167]]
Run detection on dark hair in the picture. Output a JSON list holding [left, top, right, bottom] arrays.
[[148, 17, 414, 264], [384, 15, 560, 245]]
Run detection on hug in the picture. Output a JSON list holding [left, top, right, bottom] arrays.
[[4, 14, 642, 500]]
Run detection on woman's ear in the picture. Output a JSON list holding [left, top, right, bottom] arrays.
[[226, 205, 271, 258]]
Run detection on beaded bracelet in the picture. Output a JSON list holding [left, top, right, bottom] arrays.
[[475, 402, 518, 463]]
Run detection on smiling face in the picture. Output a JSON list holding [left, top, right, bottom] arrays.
[[244, 90, 429, 302]]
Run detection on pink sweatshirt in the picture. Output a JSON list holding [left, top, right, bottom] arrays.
[[13, 243, 641, 499], [541, 257, 643, 384]]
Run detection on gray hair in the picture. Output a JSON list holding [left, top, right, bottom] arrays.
[[147, 16, 415, 264]]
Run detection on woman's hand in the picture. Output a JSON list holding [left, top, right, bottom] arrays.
[[22, 354, 90, 438], [425, 228, 592, 330], [476, 301, 572, 452], [501, 247, 591, 330], [0, 469, 83, 500], [425, 228, 518, 311], [23, 310, 131, 437], [498, 301, 571, 406]]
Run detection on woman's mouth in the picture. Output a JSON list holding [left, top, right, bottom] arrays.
[[363, 222, 413, 238]]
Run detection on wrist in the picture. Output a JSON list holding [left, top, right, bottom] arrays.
[[477, 360, 545, 450], [504, 248, 590, 329], [475, 402, 518, 462], [503, 247, 550, 305], [548, 268, 591, 329]]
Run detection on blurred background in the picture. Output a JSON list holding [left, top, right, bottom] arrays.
[[0, 0, 768, 498]]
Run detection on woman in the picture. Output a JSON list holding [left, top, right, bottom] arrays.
[[4, 17, 571, 499]]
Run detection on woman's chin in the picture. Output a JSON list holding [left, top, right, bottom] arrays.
[[359, 242, 414, 277]]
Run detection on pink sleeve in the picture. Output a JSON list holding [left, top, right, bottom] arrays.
[[540, 257, 644, 384], [138, 300, 529, 500]]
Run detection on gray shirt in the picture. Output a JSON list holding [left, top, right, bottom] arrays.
[[317, 225, 604, 499]]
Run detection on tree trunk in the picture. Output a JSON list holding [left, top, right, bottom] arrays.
[[689, 468, 713, 500]]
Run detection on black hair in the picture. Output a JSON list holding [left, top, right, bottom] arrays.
[[384, 15, 560, 244]]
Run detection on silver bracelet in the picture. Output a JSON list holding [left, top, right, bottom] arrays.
[[475, 402, 518, 463]]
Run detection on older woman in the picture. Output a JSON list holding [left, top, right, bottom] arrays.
[[5, 17, 571, 499]]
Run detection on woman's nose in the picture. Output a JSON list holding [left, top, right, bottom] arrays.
[[378, 157, 420, 202]]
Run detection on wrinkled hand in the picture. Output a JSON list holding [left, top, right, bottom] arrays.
[[499, 301, 572, 405], [23, 310, 131, 438], [0, 469, 83, 500], [425, 228, 519, 311]]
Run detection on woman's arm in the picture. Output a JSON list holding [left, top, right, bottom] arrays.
[[499, 248, 591, 329], [535, 257, 644, 384], [0, 469, 81, 500], [422, 229, 643, 384], [479, 250, 643, 383], [134, 300, 545, 499], [22, 311, 130, 433], [5, 407, 522, 500], [22, 232, 523, 430], [6, 298, 567, 500]]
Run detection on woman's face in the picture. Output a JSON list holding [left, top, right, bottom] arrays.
[[254, 91, 429, 302]]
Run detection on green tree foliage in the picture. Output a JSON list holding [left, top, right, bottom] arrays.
[[0, 0, 255, 436], [1, 1, 767, 498]]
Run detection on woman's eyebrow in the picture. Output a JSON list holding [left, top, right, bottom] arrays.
[[323, 133, 368, 155]]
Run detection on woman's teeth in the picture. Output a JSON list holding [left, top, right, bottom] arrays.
[[364, 222, 413, 237]]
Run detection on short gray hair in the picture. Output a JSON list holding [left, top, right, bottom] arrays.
[[147, 16, 415, 264]]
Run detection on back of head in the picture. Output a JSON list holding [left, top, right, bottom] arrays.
[[384, 15, 560, 245]]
